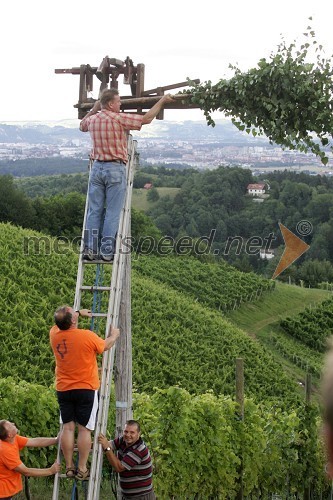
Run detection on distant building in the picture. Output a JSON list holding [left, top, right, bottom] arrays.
[[259, 249, 275, 260], [247, 183, 266, 196], [143, 183, 153, 190]]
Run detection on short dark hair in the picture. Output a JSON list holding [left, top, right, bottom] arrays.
[[100, 88, 119, 108], [54, 305, 72, 330], [125, 420, 141, 433], [0, 420, 9, 440]]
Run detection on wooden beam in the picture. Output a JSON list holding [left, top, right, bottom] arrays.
[[142, 79, 200, 96], [55, 67, 97, 75], [75, 94, 199, 115], [120, 94, 198, 110]]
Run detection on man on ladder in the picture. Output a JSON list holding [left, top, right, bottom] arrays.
[[49, 305, 119, 480], [80, 88, 174, 262]]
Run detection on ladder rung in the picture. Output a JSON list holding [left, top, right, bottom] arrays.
[[91, 312, 108, 318], [80, 286, 113, 291], [58, 474, 75, 480]]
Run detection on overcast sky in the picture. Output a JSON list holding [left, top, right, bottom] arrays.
[[2, 0, 332, 124]]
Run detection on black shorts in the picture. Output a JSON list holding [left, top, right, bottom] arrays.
[[57, 389, 99, 430]]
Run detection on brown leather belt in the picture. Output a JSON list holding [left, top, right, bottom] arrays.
[[94, 159, 126, 165]]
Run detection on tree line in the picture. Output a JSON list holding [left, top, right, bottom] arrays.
[[3, 163, 333, 285], [0, 174, 161, 243]]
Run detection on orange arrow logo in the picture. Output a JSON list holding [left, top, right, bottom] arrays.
[[272, 223, 310, 279]]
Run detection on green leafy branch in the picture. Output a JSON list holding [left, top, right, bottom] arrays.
[[185, 21, 333, 164]]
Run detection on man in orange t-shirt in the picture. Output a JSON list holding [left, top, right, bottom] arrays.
[[49, 305, 119, 481], [0, 420, 60, 499]]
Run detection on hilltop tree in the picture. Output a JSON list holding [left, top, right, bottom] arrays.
[[146, 186, 160, 202], [187, 22, 333, 164], [0, 175, 35, 228]]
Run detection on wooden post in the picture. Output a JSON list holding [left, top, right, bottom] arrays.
[[235, 358, 244, 500], [115, 238, 133, 438], [134, 63, 145, 115], [135, 63, 145, 98], [303, 372, 311, 500], [305, 372, 311, 405]]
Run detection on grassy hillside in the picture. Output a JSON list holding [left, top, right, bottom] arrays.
[[227, 283, 330, 388], [131, 187, 180, 211], [226, 283, 330, 335], [1, 222, 327, 403]]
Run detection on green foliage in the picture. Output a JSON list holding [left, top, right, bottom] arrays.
[[131, 272, 297, 402], [134, 254, 275, 312], [0, 157, 87, 177], [268, 330, 323, 378], [133, 388, 328, 498], [0, 379, 329, 497], [32, 192, 85, 237], [0, 223, 76, 385], [280, 297, 333, 351], [148, 165, 254, 241], [131, 208, 162, 253], [146, 186, 160, 203], [0, 223, 330, 496], [0, 223, 297, 403], [15, 173, 89, 198], [297, 259, 333, 287], [186, 24, 333, 163], [0, 175, 35, 227]]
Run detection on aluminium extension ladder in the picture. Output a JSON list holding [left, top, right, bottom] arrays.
[[52, 136, 138, 500]]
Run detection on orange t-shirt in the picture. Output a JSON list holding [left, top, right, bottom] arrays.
[[49, 326, 105, 391], [0, 435, 29, 497]]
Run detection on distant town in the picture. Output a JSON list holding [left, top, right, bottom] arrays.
[[0, 120, 332, 176]]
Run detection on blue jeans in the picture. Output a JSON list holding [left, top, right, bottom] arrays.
[[85, 161, 126, 256]]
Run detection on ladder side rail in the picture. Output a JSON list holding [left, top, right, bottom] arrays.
[[93, 168, 133, 439], [51, 426, 63, 500], [73, 159, 93, 311], [87, 137, 137, 500]]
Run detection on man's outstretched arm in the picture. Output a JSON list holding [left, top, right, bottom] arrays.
[[141, 94, 175, 125], [26, 436, 58, 447], [14, 461, 60, 477]]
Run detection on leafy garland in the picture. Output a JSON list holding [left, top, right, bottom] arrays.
[[185, 22, 333, 164]]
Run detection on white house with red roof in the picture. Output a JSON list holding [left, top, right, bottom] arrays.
[[247, 183, 266, 196]]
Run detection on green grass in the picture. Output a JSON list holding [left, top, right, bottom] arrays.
[[131, 187, 180, 211], [226, 282, 331, 393], [226, 282, 330, 336], [16, 476, 114, 499]]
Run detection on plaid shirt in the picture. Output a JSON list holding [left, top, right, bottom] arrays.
[[80, 110, 143, 163]]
